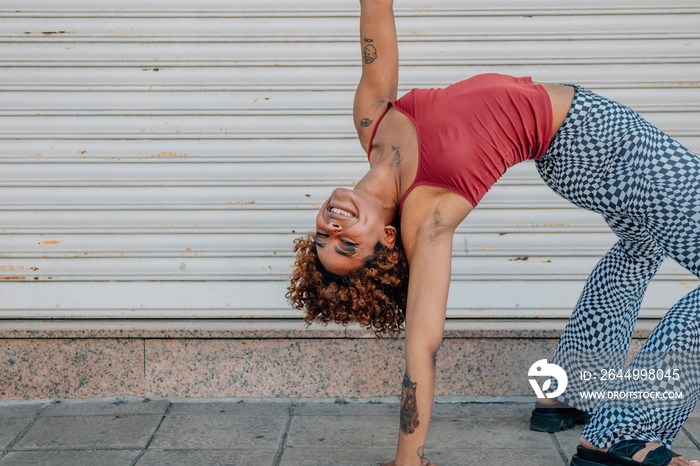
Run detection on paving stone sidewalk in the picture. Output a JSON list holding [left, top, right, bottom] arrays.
[[0, 397, 698, 466]]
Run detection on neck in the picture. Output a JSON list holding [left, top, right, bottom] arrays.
[[354, 154, 401, 224]]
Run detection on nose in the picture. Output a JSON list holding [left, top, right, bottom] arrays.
[[326, 221, 342, 233]]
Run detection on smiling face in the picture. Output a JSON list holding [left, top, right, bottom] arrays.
[[314, 188, 396, 275]]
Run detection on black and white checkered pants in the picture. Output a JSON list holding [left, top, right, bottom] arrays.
[[535, 85, 700, 449]]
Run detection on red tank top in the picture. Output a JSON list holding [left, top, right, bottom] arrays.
[[367, 74, 553, 215]]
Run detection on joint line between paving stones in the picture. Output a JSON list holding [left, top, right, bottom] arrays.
[[0, 400, 52, 460], [550, 432, 570, 466], [682, 426, 700, 452], [272, 402, 296, 466], [143, 340, 146, 396], [129, 401, 173, 466]]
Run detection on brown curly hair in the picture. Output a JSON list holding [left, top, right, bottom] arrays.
[[286, 233, 409, 337]]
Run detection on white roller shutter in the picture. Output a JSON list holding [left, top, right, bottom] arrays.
[[0, 0, 697, 322]]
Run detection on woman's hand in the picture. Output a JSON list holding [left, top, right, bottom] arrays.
[[380, 458, 437, 466]]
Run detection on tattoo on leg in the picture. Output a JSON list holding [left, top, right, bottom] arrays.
[[417, 445, 426, 460], [391, 145, 403, 168], [363, 38, 377, 64], [400, 370, 419, 434], [360, 118, 372, 127]]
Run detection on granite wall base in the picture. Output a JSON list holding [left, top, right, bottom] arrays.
[[0, 336, 560, 400], [0, 320, 653, 400]]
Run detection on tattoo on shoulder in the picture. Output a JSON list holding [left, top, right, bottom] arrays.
[[360, 118, 372, 128], [391, 145, 403, 168], [400, 370, 419, 435], [363, 38, 377, 64]]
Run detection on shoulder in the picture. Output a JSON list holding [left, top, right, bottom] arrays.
[[399, 186, 473, 262], [357, 99, 392, 155]]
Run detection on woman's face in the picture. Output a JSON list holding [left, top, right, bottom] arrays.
[[314, 188, 395, 275]]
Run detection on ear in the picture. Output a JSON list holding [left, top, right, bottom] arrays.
[[382, 224, 397, 249]]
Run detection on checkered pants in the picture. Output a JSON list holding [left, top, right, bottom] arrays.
[[535, 85, 700, 449]]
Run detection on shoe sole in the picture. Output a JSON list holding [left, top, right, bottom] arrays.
[[571, 444, 664, 466], [530, 411, 584, 433], [570, 454, 610, 466]]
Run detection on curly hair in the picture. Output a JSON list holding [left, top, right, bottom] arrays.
[[286, 233, 409, 337]]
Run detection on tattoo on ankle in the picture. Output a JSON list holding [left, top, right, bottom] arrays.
[[391, 145, 402, 168], [400, 370, 419, 434]]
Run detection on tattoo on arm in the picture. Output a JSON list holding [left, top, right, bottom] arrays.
[[391, 145, 403, 168], [363, 37, 377, 64], [360, 118, 372, 127], [400, 370, 419, 434]]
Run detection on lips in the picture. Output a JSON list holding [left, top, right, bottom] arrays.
[[330, 207, 354, 217], [327, 203, 356, 219]]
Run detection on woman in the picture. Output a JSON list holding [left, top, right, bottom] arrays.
[[287, 1, 700, 465]]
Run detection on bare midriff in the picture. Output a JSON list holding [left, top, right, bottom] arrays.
[[537, 82, 576, 139]]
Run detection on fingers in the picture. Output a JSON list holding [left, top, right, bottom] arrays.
[[670, 456, 700, 466]]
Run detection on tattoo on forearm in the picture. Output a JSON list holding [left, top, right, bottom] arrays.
[[417, 445, 426, 460], [363, 37, 377, 64], [391, 145, 403, 168], [400, 370, 419, 434], [360, 118, 372, 127]]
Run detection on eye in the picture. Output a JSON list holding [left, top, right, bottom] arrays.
[[341, 240, 357, 248], [315, 232, 328, 239]]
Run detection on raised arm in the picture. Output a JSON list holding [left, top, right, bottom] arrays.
[[354, 0, 399, 152]]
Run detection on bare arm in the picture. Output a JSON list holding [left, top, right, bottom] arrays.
[[354, 0, 399, 152], [395, 230, 452, 465], [384, 191, 473, 466]]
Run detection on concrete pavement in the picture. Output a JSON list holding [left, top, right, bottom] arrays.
[[0, 396, 698, 466]]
